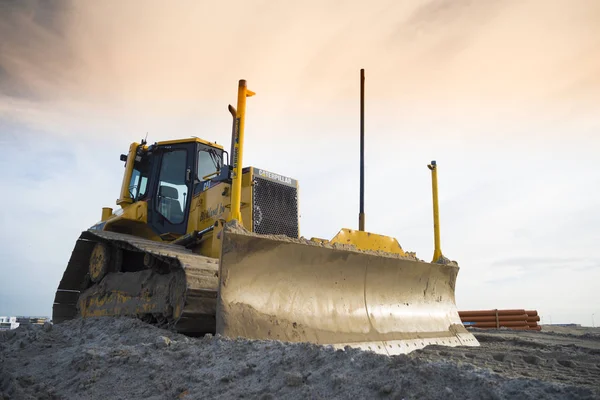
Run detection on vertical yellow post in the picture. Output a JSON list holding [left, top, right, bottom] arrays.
[[117, 142, 139, 207], [228, 80, 255, 223], [428, 160, 442, 262]]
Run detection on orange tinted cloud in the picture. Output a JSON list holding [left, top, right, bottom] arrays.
[[1, 0, 599, 141]]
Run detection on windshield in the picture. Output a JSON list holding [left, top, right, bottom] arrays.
[[197, 146, 223, 181], [129, 153, 149, 201]]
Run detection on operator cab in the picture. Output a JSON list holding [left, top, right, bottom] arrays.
[[124, 138, 227, 238]]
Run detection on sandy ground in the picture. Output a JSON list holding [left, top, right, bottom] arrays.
[[1, 318, 599, 399]]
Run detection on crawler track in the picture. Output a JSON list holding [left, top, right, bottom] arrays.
[[53, 230, 220, 335]]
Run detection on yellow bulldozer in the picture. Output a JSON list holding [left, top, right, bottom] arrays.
[[53, 76, 478, 355]]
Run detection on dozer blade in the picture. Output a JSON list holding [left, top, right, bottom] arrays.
[[217, 231, 479, 355]]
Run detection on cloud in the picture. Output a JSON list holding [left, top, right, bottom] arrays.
[[0, 0, 74, 100], [484, 257, 600, 286], [2, 1, 600, 128], [490, 257, 585, 268]]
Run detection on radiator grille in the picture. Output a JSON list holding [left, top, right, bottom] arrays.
[[252, 176, 299, 238]]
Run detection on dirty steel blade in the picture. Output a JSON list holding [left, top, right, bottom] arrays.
[[216, 231, 479, 355]]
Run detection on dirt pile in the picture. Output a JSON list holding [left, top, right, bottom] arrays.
[[1, 317, 598, 400], [223, 220, 423, 262]]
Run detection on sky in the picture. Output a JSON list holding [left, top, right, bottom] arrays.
[[1, 0, 599, 326]]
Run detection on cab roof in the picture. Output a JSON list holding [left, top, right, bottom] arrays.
[[156, 137, 224, 150]]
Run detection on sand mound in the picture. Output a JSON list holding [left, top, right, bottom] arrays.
[[2, 317, 598, 399]]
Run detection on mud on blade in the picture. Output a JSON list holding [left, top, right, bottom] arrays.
[[217, 231, 479, 355]]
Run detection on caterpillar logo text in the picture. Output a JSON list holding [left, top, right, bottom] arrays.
[[257, 169, 294, 186]]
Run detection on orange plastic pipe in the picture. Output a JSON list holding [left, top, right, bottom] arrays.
[[528, 325, 542, 331], [461, 314, 528, 323], [525, 310, 538, 317], [459, 309, 526, 317], [471, 321, 528, 328]]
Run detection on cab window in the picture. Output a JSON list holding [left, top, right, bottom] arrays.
[[129, 156, 149, 201], [197, 147, 223, 182]]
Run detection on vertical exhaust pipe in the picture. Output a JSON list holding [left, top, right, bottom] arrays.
[[428, 160, 442, 262], [228, 104, 237, 164], [228, 79, 255, 223], [359, 69, 366, 231]]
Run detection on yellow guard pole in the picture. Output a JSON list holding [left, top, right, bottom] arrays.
[[428, 160, 442, 262], [229, 80, 255, 223], [117, 142, 139, 207]]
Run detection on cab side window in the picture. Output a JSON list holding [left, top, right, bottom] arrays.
[[197, 148, 223, 182]]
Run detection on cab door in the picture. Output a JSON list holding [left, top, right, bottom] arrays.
[[148, 143, 196, 238]]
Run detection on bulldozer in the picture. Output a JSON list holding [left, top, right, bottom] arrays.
[[53, 77, 479, 355]]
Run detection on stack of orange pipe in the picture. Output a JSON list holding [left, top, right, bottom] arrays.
[[459, 309, 541, 331], [525, 310, 541, 331]]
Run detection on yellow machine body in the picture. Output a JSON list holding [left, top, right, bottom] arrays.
[[52, 79, 478, 355], [100, 156, 259, 258]]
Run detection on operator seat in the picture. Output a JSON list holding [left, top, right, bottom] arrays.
[[158, 185, 183, 223]]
